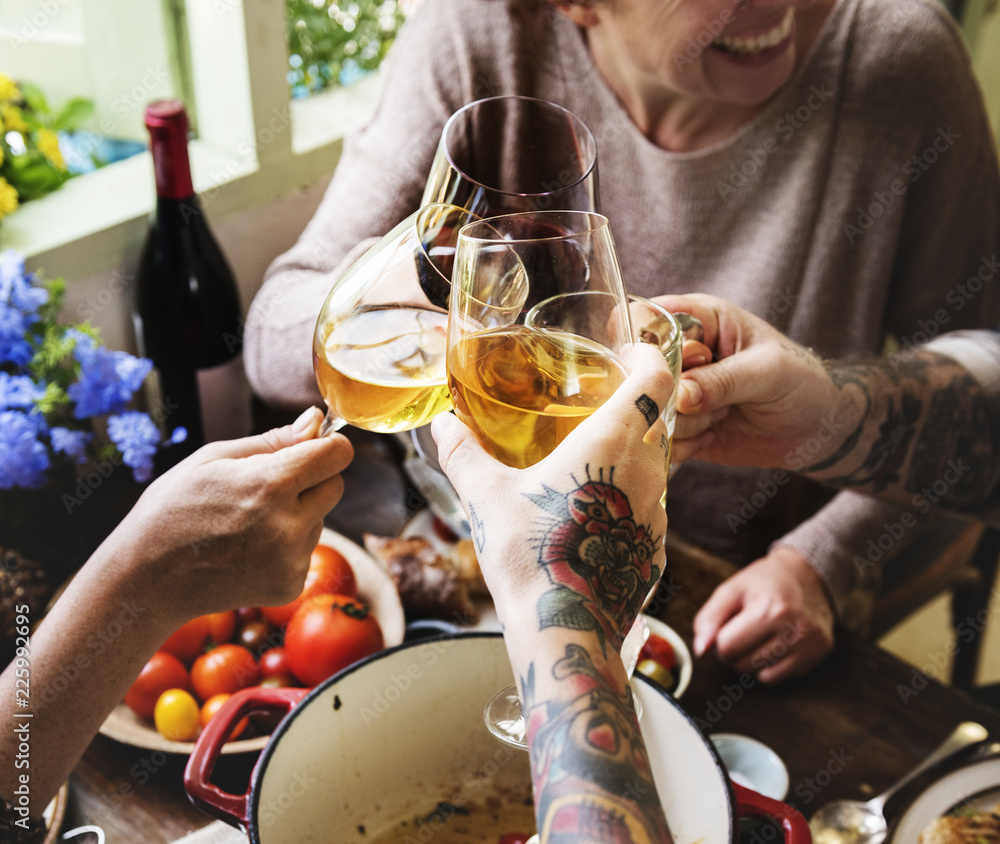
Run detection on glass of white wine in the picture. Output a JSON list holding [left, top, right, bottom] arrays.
[[312, 203, 478, 435], [447, 210, 633, 469]]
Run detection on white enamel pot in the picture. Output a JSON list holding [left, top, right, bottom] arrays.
[[185, 632, 810, 844]]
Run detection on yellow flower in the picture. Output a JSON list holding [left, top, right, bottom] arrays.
[[0, 75, 20, 103], [0, 177, 19, 219], [1, 104, 29, 133], [0, 146, 4, 167], [36, 129, 66, 171]]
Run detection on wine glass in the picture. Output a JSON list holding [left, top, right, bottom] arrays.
[[448, 210, 651, 748], [422, 95, 599, 218], [312, 203, 478, 436], [447, 210, 632, 469]]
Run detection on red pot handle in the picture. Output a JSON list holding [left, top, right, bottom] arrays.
[[184, 686, 307, 828], [732, 782, 812, 844]]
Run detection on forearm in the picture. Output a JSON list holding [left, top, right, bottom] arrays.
[[0, 533, 181, 808], [500, 604, 671, 844], [801, 344, 1000, 517]]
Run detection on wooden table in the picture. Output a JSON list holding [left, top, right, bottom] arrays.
[[63, 429, 1000, 842]]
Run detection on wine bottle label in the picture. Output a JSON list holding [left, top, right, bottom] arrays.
[[198, 354, 253, 443]]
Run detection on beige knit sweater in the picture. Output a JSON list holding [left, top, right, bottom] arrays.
[[245, 0, 1000, 622]]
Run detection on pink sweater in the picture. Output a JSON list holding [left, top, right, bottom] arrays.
[[245, 0, 1000, 624]]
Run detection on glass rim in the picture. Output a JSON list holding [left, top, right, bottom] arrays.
[[440, 95, 598, 199], [456, 210, 612, 245], [628, 294, 682, 346]]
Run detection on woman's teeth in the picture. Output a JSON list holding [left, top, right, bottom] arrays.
[[713, 9, 794, 55]]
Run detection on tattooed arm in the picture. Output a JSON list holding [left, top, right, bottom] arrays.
[[659, 294, 1000, 522], [433, 344, 675, 844]]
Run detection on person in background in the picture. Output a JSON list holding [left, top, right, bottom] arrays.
[[659, 292, 1000, 668], [244, 0, 1000, 683], [0, 349, 680, 844]]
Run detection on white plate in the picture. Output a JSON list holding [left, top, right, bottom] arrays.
[[889, 757, 1000, 842], [98, 528, 404, 754]]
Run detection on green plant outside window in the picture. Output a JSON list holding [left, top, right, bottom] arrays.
[[286, 0, 407, 98]]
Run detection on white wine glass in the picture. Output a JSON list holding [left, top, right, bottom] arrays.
[[422, 95, 599, 218], [447, 210, 632, 469], [312, 203, 478, 435], [448, 210, 650, 748]]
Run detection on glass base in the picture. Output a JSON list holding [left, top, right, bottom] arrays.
[[484, 681, 644, 751]]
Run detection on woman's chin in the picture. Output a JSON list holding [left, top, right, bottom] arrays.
[[705, 43, 799, 106]]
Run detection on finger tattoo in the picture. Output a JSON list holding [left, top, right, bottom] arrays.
[[635, 394, 660, 428]]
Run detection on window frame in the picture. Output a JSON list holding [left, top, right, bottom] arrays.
[[3, 0, 383, 280]]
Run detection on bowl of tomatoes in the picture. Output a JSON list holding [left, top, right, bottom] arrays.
[[101, 528, 405, 753], [632, 614, 693, 698]]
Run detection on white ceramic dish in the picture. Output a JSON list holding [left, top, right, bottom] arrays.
[[888, 757, 1000, 842], [711, 733, 790, 800], [98, 528, 404, 754]]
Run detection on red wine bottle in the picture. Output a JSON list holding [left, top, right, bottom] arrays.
[[134, 99, 250, 470]]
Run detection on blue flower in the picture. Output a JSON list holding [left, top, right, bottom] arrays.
[[0, 372, 45, 409], [68, 343, 153, 419], [0, 410, 50, 490], [107, 411, 160, 482], [0, 301, 33, 366], [49, 427, 92, 464], [0, 250, 49, 317]]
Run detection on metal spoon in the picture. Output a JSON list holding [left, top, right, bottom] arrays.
[[808, 721, 989, 844]]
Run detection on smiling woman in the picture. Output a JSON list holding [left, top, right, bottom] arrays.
[[246, 0, 1000, 691]]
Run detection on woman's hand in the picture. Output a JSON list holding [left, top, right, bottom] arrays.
[[432, 343, 672, 645], [106, 406, 354, 620], [692, 546, 835, 683], [652, 293, 858, 469]]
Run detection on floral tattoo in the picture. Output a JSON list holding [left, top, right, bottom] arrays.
[[528, 467, 661, 654]]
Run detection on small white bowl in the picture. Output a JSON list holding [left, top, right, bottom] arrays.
[[638, 614, 693, 698], [710, 733, 790, 800]]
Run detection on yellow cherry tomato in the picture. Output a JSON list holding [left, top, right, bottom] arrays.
[[636, 658, 676, 692], [154, 688, 201, 742]]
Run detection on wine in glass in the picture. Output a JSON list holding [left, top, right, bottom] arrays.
[[447, 211, 632, 469], [312, 203, 477, 436], [422, 95, 599, 218], [448, 210, 652, 749]]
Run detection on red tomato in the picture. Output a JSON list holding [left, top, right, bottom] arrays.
[[261, 545, 358, 627], [259, 647, 297, 686], [200, 693, 249, 739], [498, 835, 533, 844], [639, 634, 677, 672], [204, 611, 237, 646], [161, 617, 212, 664], [191, 644, 261, 701], [284, 594, 383, 687], [125, 651, 190, 720]]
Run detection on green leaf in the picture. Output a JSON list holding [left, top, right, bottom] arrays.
[[7, 155, 68, 200], [17, 82, 50, 118], [537, 587, 596, 632], [53, 98, 94, 131]]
